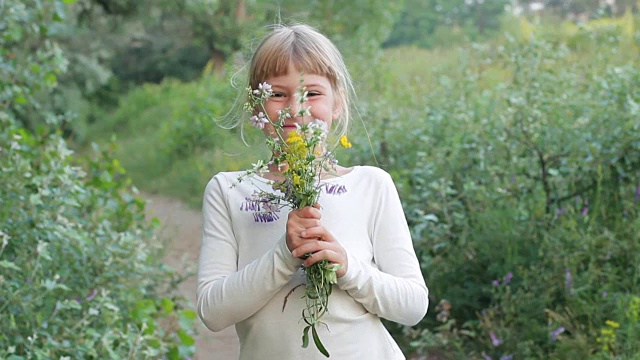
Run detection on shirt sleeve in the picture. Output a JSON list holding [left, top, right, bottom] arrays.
[[196, 174, 302, 332], [336, 170, 429, 326]]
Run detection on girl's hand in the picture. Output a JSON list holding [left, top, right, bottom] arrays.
[[286, 204, 348, 278], [285, 204, 322, 252], [293, 227, 348, 278]]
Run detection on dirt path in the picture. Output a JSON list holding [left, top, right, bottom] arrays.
[[143, 193, 240, 360]]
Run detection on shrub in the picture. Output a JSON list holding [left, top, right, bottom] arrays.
[[1, 1, 195, 358], [347, 32, 640, 358], [85, 75, 265, 207], [0, 120, 196, 359]]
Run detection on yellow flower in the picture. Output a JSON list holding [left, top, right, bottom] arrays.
[[292, 174, 301, 186], [605, 320, 620, 328], [339, 135, 352, 149], [286, 131, 303, 145], [285, 132, 307, 165]]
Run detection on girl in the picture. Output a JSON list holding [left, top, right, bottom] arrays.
[[197, 23, 429, 359]]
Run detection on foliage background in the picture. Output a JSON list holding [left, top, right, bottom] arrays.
[[2, 0, 640, 359]]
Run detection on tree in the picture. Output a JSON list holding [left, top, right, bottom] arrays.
[[385, 0, 509, 48], [178, 0, 248, 73], [517, 0, 638, 18]]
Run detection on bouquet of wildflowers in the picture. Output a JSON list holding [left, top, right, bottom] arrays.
[[239, 81, 351, 357]]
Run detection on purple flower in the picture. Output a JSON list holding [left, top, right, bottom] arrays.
[[503, 272, 513, 285], [550, 326, 565, 342], [311, 118, 327, 131], [565, 268, 573, 294], [581, 199, 588, 216], [602, 291, 608, 298], [490, 332, 501, 346], [483, 355, 492, 360], [259, 82, 272, 92], [86, 288, 98, 301], [492, 280, 501, 286], [635, 186, 640, 203], [254, 82, 273, 99], [500, 355, 513, 360], [555, 207, 566, 216], [250, 112, 269, 129]]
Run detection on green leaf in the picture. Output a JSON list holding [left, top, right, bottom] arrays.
[[161, 297, 175, 314], [148, 338, 161, 349], [302, 325, 310, 348], [167, 346, 180, 360], [178, 309, 197, 330], [311, 325, 330, 358], [143, 319, 156, 335], [132, 299, 156, 321], [0, 260, 20, 271], [44, 72, 58, 88], [63, 0, 78, 3], [177, 328, 195, 346]]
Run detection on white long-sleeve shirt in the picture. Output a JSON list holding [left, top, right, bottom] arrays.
[[197, 165, 429, 360]]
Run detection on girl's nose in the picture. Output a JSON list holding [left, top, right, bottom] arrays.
[[289, 93, 310, 118], [289, 97, 302, 118]]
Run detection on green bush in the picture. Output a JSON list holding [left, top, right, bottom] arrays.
[[346, 31, 640, 358], [85, 75, 266, 207], [0, 121, 196, 359], [1, 1, 195, 358]]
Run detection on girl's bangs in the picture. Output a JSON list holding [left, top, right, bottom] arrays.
[[251, 42, 336, 88]]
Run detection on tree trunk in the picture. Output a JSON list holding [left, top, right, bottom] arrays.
[[235, 0, 246, 22], [209, 48, 226, 75]]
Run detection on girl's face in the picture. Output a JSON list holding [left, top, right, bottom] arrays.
[[262, 63, 340, 138]]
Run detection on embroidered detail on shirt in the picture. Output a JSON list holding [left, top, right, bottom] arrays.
[[240, 195, 281, 223], [254, 212, 280, 223], [239, 184, 345, 224], [320, 183, 347, 196]]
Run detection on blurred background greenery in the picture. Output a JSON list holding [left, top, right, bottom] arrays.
[[2, 0, 640, 359]]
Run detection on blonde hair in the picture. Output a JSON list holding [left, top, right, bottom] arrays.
[[246, 24, 355, 139]]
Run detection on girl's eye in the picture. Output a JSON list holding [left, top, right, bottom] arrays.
[[307, 91, 320, 97], [272, 92, 285, 98]]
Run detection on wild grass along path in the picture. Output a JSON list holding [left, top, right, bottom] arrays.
[[144, 193, 240, 360]]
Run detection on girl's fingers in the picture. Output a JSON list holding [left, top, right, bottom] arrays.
[[291, 241, 321, 258], [302, 249, 339, 267], [297, 248, 348, 278], [295, 206, 321, 219], [286, 212, 322, 249], [291, 238, 338, 258], [289, 227, 349, 278], [300, 226, 334, 241]]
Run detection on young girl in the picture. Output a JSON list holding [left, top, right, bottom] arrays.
[[197, 23, 429, 359]]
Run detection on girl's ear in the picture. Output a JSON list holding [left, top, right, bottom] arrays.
[[332, 92, 343, 120], [332, 105, 342, 120]]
